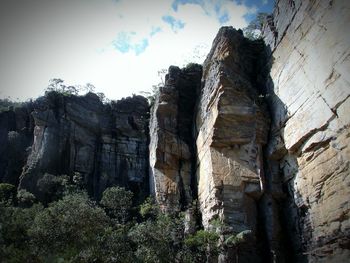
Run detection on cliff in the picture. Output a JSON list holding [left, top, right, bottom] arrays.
[[0, 92, 150, 201], [263, 0, 350, 262], [0, 0, 349, 262]]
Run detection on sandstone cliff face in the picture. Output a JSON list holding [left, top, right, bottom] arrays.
[[263, 0, 350, 262], [1, 1, 349, 261], [195, 28, 271, 261], [18, 92, 149, 200], [149, 65, 202, 212]]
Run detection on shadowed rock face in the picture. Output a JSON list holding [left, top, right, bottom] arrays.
[[18, 92, 149, 200], [0, 104, 34, 185], [263, 0, 350, 262], [1, 1, 349, 261], [149, 64, 202, 212]]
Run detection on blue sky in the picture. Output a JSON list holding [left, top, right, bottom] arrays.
[[0, 0, 274, 101]]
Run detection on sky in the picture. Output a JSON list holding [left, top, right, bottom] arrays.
[[0, 0, 273, 101]]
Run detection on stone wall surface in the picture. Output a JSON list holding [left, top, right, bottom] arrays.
[[149, 64, 202, 212], [0, 0, 349, 261], [264, 0, 350, 262], [17, 92, 149, 200], [195, 27, 271, 261]]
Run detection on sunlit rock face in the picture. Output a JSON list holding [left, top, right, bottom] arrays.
[[264, 0, 350, 261], [195, 27, 270, 261], [18, 92, 149, 200], [149, 64, 202, 212]]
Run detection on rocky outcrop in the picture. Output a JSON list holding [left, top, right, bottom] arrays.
[[195, 27, 270, 261], [18, 92, 149, 200], [263, 0, 350, 262], [149, 64, 202, 212], [1, 1, 349, 261]]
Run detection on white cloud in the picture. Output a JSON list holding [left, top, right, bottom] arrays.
[[0, 0, 256, 101]]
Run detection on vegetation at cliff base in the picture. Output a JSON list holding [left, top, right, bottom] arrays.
[[0, 181, 250, 263]]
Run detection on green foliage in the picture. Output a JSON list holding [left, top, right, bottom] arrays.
[[0, 98, 23, 112], [224, 230, 253, 247], [184, 62, 202, 72], [37, 173, 68, 205], [185, 229, 219, 247], [184, 229, 220, 262], [45, 78, 79, 96], [90, 226, 134, 263], [16, 189, 36, 208], [0, 203, 43, 262], [28, 192, 109, 260], [139, 196, 159, 219], [0, 183, 16, 204], [140, 85, 160, 106], [1, 181, 246, 262], [100, 186, 133, 223], [129, 213, 185, 263]]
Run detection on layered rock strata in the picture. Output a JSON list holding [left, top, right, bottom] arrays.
[[149, 64, 202, 212], [263, 0, 350, 262], [195, 28, 271, 261], [18, 92, 149, 200]]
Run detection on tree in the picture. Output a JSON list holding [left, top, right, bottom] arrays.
[[0, 183, 16, 204], [45, 78, 79, 96], [37, 173, 67, 204], [16, 189, 36, 208], [129, 213, 185, 263], [0, 202, 43, 262], [139, 196, 159, 219], [184, 229, 220, 262], [100, 186, 133, 224], [29, 192, 109, 260], [224, 230, 253, 263]]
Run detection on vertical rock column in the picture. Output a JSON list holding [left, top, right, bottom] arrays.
[[195, 27, 270, 239], [149, 65, 201, 212]]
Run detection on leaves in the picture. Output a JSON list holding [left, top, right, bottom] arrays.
[[100, 186, 133, 223]]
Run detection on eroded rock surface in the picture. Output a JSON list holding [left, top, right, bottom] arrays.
[[18, 92, 149, 200], [195, 27, 270, 261], [149, 64, 202, 212], [264, 0, 350, 261]]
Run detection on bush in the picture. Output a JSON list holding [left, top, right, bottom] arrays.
[[0, 203, 43, 262], [139, 196, 159, 219], [129, 213, 185, 263], [100, 186, 133, 223], [0, 183, 16, 204], [29, 192, 109, 260], [37, 173, 67, 204], [16, 189, 36, 208]]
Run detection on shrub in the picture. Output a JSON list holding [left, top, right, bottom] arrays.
[[29, 192, 109, 259], [16, 189, 36, 208], [0, 183, 16, 204], [100, 186, 133, 223]]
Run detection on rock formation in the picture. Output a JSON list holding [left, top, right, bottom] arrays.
[[16, 92, 149, 200], [0, 0, 349, 262], [262, 0, 350, 262], [149, 64, 202, 212], [195, 27, 270, 261]]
